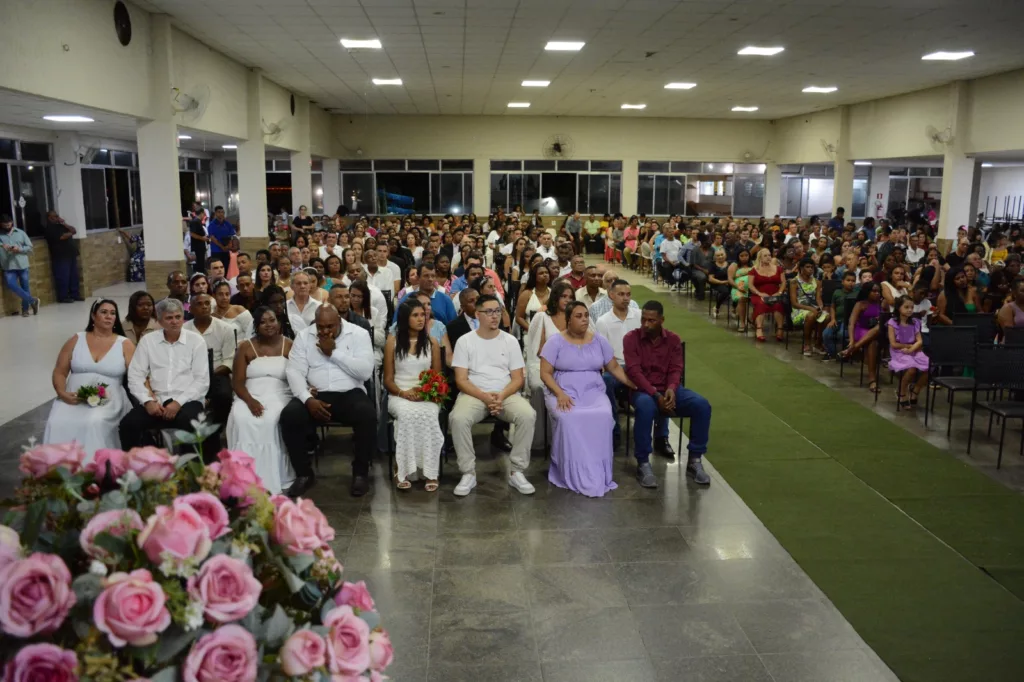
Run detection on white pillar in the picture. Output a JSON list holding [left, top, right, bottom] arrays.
[[620, 158, 638, 216], [52, 133, 87, 236], [473, 157, 490, 216], [938, 81, 975, 244], [867, 166, 889, 222], [210, 155, 228, 214], [968, 159, 983, 226], [322, 158, 340, 215], [290, 95, 312, 214], [237, 69, 267, 244], [832, 106, 853, 217], [763, 163, 781, 217]]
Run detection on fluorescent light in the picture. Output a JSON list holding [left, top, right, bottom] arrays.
[[621, 104, 646, 110], [664, 82, 697, 90], [738, 46, 784, 56], [222, 144, 237, 149], [803, 86, 838, 93], [982, 163, 994, 168], [341, 38, 381, 49], [545, 41, 585, 51], [922, 50, 974, 61], [732, 106, 759, 112], [43, 115, 94, 123], [507, 102, 530, 108], [177, 135, 192, 140], [522, 80, 550, 87], [100, 149, 108, 153], [27, 166, 33, 171], [372, 78, 403, 86], [722, 164, 734, 173], [854, 161, 872, 166]]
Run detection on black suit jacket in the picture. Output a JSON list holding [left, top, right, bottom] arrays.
[[342, 310, 372, 337], [445, 315, 473, 358]]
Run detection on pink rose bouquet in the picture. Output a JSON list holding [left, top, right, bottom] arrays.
[[0, 440, 391, 681]]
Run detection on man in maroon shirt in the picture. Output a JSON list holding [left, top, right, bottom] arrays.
[[561, 254, 588, 290], [623, 301, 712, 488]]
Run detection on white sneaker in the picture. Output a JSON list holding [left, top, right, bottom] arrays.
[[508, 471, 536, 495], [454, 473, 477, 497]]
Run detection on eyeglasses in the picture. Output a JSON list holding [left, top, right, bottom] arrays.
[[478, 308, 502, 316]]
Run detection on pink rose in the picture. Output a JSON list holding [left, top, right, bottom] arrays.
[[183, 624, 258, 682], [297, 498, 335, 543], [19, 442, 84, 478], [334, 581, 376, 613], [84, 449, 129, 480], [179, 492, 230, 539], [80, 509, 144, 560], [93, 569, 171, 648], [137, 500, 212, 570], [279, 630, 327, 676], [368, 630, 393, 672], [214, 450, 265, 506], [97, 386, 106, 398], [0, 525, 21, 569], [271, 499, 321, 556], [2, 643, 78, 682], [323, 605, 371, 677], [186, 555, 261, 624], [0, 553, 76, 637], [125, 447, 178, 482]]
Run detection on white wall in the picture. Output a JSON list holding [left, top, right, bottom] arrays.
[[967, 70, 1024, 154], [309, 105, 334, 158], [771, 109, 841, 164], [260, 79, 301, 152], [169, 29, 248, 139], [978, 167, 1024, 219], [847, 86, 951, 160]]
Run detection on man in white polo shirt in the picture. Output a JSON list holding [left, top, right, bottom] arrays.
[[595, 279, 641, 448]]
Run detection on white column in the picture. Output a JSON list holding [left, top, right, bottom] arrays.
[[52, 133, 87, 236], [237, 69, 267, 241], [938, 81, 975, 244], [290, 95, 312, 213], [472, 157, 489, 216], [832, 106, 853, 216], [867, 166, 889, 222], [763, 162, 781, 217], [322, 158, 340, 215], [968, 159, 983, 226], [620, 158, 638, 216], [210, 155, 228, 213]]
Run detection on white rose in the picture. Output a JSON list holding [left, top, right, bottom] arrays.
[[87, 394, 101, 407]]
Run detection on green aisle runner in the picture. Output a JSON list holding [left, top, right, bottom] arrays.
[[632, 286, 1024, 682]]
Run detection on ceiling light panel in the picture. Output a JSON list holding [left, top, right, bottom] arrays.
[[665, 82, 697, 90], [803, 86, 838, 93], [922, 51, 974, 61], [341, 38, 382, 49], [545, 41, 585, 51], [522, 80, 550, 87], [621, 104, 646, 110], [738, 46, 784, 56], [732, 106, 758, 112]]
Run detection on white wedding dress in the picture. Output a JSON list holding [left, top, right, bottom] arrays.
[[387, 346, 443, 481], [44, 333, 130, 461], [226, 340, 295, 494]]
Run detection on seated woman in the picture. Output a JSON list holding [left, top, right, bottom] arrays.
[[254, 262, 276, 296], [708, 249, 731, 319], [257, 285, 296, 340], [540, 300, 635, 497], [44, 300, 134, 461], [841, 281, 883, 393], [789, 258, 825, 356], [123, 291, 159, 345], [996, 279, 1024, 331], [982, 268, 1010, 314], [189, 272, 209, 300], [727, 249, 752, 332], [748, 248, 785, 342], [384, 300, 444, 491], [934, 266, 979, 325], [227, 306, 295, 495], [515, 262, 552, 335], [303, 264, 329, 303], [212, 280, 253, 341], [881, 265, 910, 312], [526, 280, 575, 449], [350, 280, 387, 369], [888, 295, 930, 408]]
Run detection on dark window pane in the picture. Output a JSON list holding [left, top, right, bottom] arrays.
[[408, 160, 439, 171], [523, 174, 541, 213], [909, 167, 930, 177], [374, 160, 406, 171], [654, 175, 670, 215], [490, 173, 507, 211], [13, 165, 51, 236], [310, 159, 323, 172], [591, 160, 622, 172], [441, 159, 472, 171], [0, 165, 11, 225], [130, 170, 142, 224], [779, 164, 803, 174], [0, 140, 16, 160], [888, 168, 908, 176], [342, 173, 374, 213], [464, 173, 473, 213], [439, 173, 464, 213], [524, 160, 555, 171], [589, 174, 610, 215], [668, 175, 687, 215], [82, 168, 107, 230], [103, 169, 129, 228], [198, 159, 211, 172], [637, 174, 655, 214], [112, 151, 133, 167], [276, 159, 292, 172], [195, 173, 212, 219], [265, 160, 274, 171], [577, 175, 590, 213], [226, 160, 238, 172], [931, 167, 943, 177], [430, 173, 441, 213], [265, 172, 291, 215], [186, 158, 199, 171], [610, 175, 621, 215], [491, 160, 521, 171], [20, 142, 51, 162], [639, 161, 669, 173], [91, 150, 110, 166], [558, 160, 588, 171], [540, 173, 575, 215], [376, 172, 429, 214], [227, 172, 238, 215], [671, 161, 701, 173], [733, 173, 765, 216], [340, 160, 372, 171], [888, 177, 908, 216], [509, 174, 523, 210], [851, 178, 867, 219]]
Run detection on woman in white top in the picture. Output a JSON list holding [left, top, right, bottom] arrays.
[[350, 280, 387, 368], [212, 280, 253, 341], [881, 265, 911, 312], [515, 262, 552, 334], [44, 300, 134, 461], [226, 306, 295, 495], [384, 299, 444, 491]]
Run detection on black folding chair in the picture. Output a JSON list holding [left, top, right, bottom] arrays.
[[1003, 327, 1024, 346], [924, 326, 978, 435], [966, 344, 1024, 466], [952, 313, 996, 345], [624, 341, 687, 461]]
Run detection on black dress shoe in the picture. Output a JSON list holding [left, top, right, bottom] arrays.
[[285, 475, 316, 499], [350, 475, 369, 497], [490, 432, 513, 453], [654, 438, 676, 460]]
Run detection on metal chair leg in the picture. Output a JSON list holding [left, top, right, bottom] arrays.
[[947, 390, 955, 438], [966, 393, 977, 454], [997, 417, 1007, 468]]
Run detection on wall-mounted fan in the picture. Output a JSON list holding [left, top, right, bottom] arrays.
[[171, 84, 211, 123], [262, 117, 290, 143], [820, 139, 837, 161], [542, 133, 575, 160], [925, 125, 954, 150]]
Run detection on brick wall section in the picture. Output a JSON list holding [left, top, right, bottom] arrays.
[[145, 259, 187, 300], [239, 237, 269, 255]]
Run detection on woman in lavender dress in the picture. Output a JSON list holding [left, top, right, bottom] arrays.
[[540, 300, 636, 497]]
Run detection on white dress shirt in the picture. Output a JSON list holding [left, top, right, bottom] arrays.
[[287, 296, 322, 329], [183, 317, 237, 373], [537, 245, 557, 260], [286, 323, 375, 404], [590, 295, 640, 325], [366, 266, 395, 297], [660, 239, 684, 265], [576, 287, 607, 308], [128, 328, 210, 405], [319, 245, 343, 260], [386, 260, 402, 285], [595, 307, 642, 365]]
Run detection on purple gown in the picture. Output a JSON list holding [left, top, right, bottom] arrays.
[[540, 332, 618, 497]]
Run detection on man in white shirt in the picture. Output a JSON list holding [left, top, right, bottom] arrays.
[[344, 261, 389, 323], [576, 266, 607, 307], [319, 232, 343, 261], [594, 280, 642, 447], [286, 271, 321, 331], [658, 228, 685, 291], [228, 252, 252, 290], [120, 298, 210, 450], [536, 231, 556, 261], [590, 270, 640, 323], [281, 305, 376, 498], [499, 227, 524, 256], [376, 243, 402, 291], [450, 293, 536, 497], [183, 293, 236, 430], [365, 247, 397, 301], [905, 233, 926, 265], [206, 259, 236, 295]]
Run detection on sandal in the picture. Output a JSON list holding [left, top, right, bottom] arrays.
[[868, 381, 881, 394], [424, 480, 439, 493], [738, 325, 747, 333], [396, 478, 411, 490], [908, 390, 919, 405], [756, 328, 766, 342], [775, 331, 785, 342]]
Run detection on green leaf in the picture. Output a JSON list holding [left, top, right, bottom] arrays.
[[175, 453, 199, 470], [92, 531, 129, 558], [149, 666, 179, 682], [240, 604, 265, 637], [2, 509, 25, 528], [320, 598, 336, 624], [157, 626, 202, 664], [287, 553, 315, 575], [358, 608, 381, 631], [47, 498, 69, 516], [98, 490, 127, 512], [56, 466, 74, 482], [21, 499, 47, 550], [262, 605, 295, 648], [209, 538, 231, 557], [273, 556, 306, 594], [173, 430, 200, 445], [73, 573, 103, 602]]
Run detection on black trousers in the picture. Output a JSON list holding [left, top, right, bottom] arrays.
[[191, 247, 206, 275], [207, 374, 233, 432], [119, 399, 205, 450], [280, 390, 377, 478]]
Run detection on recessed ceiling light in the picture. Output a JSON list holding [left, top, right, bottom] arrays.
[[803, 86, 838, 93], [177, 135, 192, 140], [341, 38, 381, 49], [507, 102, 530, 108], [43, 115, 94, 123], [621, 104, 646, 110], [982, 163, 994, 168], [522, 80, 550, 87], [545, 41, 585, 51], [922, 50, 974, 61], [100, 149, 108, 153], [664, 82, 697, 90], [731, 106, 759, 112], [372, 78, 403, 86], [222, 144, 237, 149], [738, 46, 784, 56], [854, 161, 872, 166]]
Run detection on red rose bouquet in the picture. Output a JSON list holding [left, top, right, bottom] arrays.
[[416, 369, 450, 405]]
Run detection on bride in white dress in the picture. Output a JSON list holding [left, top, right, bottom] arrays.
[[383, 299, 444, 491], [226, 306, 295, 495], [45, 300, 134, 461]]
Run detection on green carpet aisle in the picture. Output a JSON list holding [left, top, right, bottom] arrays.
[[631, 286, 1024, 682]]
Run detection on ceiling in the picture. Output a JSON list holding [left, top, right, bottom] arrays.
[[0, 89, 139, 140], [132, 0, 1024, 119]]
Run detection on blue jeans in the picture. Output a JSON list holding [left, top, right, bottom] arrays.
[[822, 322, 846, 357], [3, 269, 33, 311], [52, 256, 80, 301], [631, 387, 712, 463], [604, 372, 668, 440]]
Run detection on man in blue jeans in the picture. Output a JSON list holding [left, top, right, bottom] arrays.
[[623, 300, 712, 488], [43, 211, 82, 302], [0, 214, 39, 317]]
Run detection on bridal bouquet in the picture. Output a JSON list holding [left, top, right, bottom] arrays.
[[0, 441, 392, 682], [416, 369, 450, 405], [76, 383, 109, 408]]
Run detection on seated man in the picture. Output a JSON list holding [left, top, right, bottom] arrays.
[[327, 283, 371, 337], [623, 301, 712, 488], [449, 294, 536, 497], [281, 305, 377, 498], [120, 298, 210, 450], [183, 293, 236, 434], [594, 279, 641, 448]]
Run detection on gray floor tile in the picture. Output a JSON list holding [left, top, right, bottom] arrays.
[[354, 506, 439, 536], [431, 565, 529, 613], [677, 523, 790, 562], [429, 610, 537, 666], [427, 661, 543, 682], [532, 605, 647, 663], [317, 504, 363, 536], [759, 650, 900, 682], [730, 599, 864, 654], [342, 532, 438, 572], [524, 565, 627, 608], [379, 612, 430, 653], [614, 561, 725, 606], [517, 529, 613, 565], [650, 655, 774, 682], [712, 559, 825, 602], [633, 604, 755, 658], [600, 527, 693, 563], [436, 531, 523, 567], [541, 658, 657, 682], [512, 497, 614, 530], [345, 569, 434, 615], [438, 496, 517, 532]]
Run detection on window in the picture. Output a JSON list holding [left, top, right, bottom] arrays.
[[338, 160, 475, 215], [80, 150, 144, 230], [490, 160, 622, 215], [733, 174, 766, 216], [312, 172, 324, 213], [639, 161, 670, 173], [0, 141, 57, 236], [491, 160, 522, 171], [524, 160, 555, 171], [82, 169, 107, 230], [852, 178, 868, 219], [341, 173, 374, 214], [408, 160, 439, 171], [638, 160, 754, 216], [227, 172, 239, 216], [20, 143, 51, 163], [0, 140, 16, 160]]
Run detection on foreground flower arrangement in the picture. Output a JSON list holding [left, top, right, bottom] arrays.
[[0, 441, 392, 682]]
